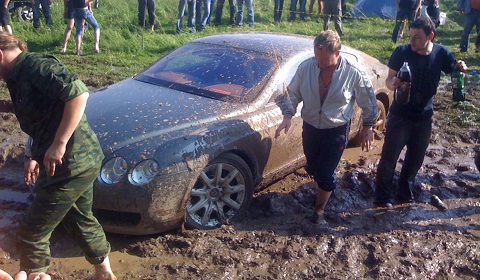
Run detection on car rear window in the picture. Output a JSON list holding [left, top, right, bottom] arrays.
[[135, 43, 277, 102]]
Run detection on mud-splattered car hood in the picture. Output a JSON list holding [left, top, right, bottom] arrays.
[[87, 79, 242, 155]]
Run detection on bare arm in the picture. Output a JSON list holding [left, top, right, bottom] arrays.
[[43, 92, 89, 176]]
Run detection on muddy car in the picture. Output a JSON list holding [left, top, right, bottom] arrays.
[[86, 32, 392, 235]]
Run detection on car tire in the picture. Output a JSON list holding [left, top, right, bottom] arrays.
[[16, 5, 33, 22], [185, 153, 254, 230], [373, 100, 386, 136]]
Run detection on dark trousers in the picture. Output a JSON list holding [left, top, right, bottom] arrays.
[[289, 0, 306, 21], [32, 0, 52, 28], [274, 0, 284, 22], [215, 0, 236, 25], [392, 8, 417, 43], [138, 0, 156, 27], [302, 122, 347, 191], [375, 114, 432, 204]]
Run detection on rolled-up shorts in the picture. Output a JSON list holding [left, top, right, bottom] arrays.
[[0, 7, 10, 26], [65, 3, 74, 19]]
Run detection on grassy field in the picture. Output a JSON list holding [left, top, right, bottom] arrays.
[[0, 0, 478, 98]]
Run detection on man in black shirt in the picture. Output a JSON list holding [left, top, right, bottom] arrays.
[[375, 17, 467, 207]]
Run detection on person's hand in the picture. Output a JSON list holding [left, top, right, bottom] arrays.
[[25, 272, 50, 280], [360, 127, 374, 152], [390, 76, 402, 90], [0, 270, 50, 280], [275, 116, 292, 138], [24, 158, 39, 186], [456, 60, 468, 72], [43, 142, 66, 177], [0, 268, 13, 280]]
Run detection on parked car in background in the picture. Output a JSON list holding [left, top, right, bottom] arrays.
[[8, 0, 33, 22], [85, 32, 393, 235]]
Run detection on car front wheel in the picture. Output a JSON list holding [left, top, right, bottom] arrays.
[[185, 153, 254, 230]]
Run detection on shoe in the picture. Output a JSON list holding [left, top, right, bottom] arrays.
[[373, 201, 393, 209], [77, 50, 83, 56], [311, 212, 328, 226], [95, 49, 101, 54], [60, 49, 66, 54]]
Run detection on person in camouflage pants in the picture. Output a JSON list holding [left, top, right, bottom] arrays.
[[0, 32, 116, 280]]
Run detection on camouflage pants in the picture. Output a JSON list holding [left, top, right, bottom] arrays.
[[16, 163, 110, 273]]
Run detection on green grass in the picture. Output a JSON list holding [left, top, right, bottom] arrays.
[[0, 0, 478, 99]]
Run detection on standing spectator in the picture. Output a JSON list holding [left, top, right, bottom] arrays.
[[0, 32, 117, 280], [323, 0, 343, 36], [32, 0, 53, 29], [138, 0, 156, 31], [392, 0, 421, 43], [236, 0, 254, 27], [308, 0, 322, 20], [60, 0, 74, 54], [341, 0, 346, 15], [275, 30, 378, 224], [421, 0, 440, 27], [207, 0, 215, 25], [1, 0, 12, 33], [457, 0, 480, 52], [195, 0, 211, 30], [289, 0, 306, 21], [176, 0, 196, 33], [72, 0, 100, 55], [214, 0, 235, 25], [375, 17, 468, 208], [274, 0, 284, 22]]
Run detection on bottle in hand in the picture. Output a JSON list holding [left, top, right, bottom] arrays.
[[395, 62, 412, 105]]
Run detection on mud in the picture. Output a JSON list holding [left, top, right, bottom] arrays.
[[0, 81, 479, 279]]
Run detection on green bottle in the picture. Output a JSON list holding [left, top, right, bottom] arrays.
[[451, 70, 465, 102]]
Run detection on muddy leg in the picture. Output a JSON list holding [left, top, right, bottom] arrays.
[[314, 187, 331, 224]]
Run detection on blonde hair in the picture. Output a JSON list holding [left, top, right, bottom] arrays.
[[314, 30, 341, 53], [0, 32, 27, 52]]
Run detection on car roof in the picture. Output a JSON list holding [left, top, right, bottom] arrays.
[[190, 32, 314, 60]]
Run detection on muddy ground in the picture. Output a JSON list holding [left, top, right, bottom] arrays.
[[0, 80, 479, 279]]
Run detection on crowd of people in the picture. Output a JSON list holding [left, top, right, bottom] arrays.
[[0, 0, 478, 52]]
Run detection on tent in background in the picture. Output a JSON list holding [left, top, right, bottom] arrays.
[[349, 0, 396, 19]]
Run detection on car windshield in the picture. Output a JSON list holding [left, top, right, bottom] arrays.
[[135, 42, 277, 102]]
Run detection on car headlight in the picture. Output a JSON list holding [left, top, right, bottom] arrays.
[[129, 159, 159, 186], [99, 157, 128, 185]]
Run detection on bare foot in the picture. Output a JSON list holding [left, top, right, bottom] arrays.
[[91, 257, 117, 280]]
